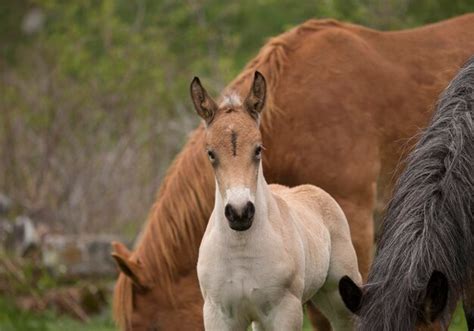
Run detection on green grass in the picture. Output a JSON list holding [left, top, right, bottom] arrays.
[[0, 297, 115, 331], [304, 304, 467, 330], [0, 297, 468, 331], [449, 304, 468, 331]]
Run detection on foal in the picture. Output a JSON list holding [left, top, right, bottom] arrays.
[[192, 72, 361, 331]]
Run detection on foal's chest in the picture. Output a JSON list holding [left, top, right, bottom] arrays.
[[228, 274, 285, 317], [198, 236, 298, 319]]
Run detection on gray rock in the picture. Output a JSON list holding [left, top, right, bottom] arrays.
[[17, 216, 39, 256], [42, 234, 125, 278], [0, 193, 12, 215], [2, 216, 39, 256], [0, 218, 12, 250], [22, 8, 45, 35]]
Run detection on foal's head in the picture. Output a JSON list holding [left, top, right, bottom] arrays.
[[190, 72, 266, 231]]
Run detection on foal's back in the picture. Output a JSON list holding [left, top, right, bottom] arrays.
[[270, 184, 359, 279], [270, 184, 353, 240], [270, 184, 361, 329]]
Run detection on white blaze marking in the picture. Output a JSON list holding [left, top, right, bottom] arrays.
[[225, 187, 253, 210]]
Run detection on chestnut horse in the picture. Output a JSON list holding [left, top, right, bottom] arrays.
[[111, 14, 474, 330], [194, 72, 360, 330], [339, 56, 474, 330]]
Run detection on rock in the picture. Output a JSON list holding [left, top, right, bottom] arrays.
[[2, 216, 39, 256], [42, 234, 124, 278], [22, 8, 45, 35], [0, 219, 13, 250], [0, 193, 12, 215]]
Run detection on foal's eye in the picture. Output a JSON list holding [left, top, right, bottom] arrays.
[[207, 150, 216, 162], [254, 146, 262, 160]]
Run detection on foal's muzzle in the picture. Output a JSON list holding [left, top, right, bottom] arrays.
[[224, 201, 255, 231]]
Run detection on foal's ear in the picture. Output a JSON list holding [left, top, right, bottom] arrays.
[[111, 241, 151, 290], [339, 275, 363, 314], [244, 71, 266, 120], [190, 77, 218, 125], [421, 270, 448, 323]]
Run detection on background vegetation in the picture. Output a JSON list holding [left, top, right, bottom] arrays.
[[1, 0, 473, 330], [2, 0, 474, 236]]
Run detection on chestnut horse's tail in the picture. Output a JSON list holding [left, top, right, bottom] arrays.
[[359, 56, 474, 330]]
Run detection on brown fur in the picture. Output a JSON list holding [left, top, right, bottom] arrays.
[[113, 15, 474, 330]]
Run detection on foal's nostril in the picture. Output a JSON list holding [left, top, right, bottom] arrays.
[[243, 201, 255, 221], [225, 204, 236, 222]]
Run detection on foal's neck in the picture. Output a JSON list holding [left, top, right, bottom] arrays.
[[254, 163, 274, 217]]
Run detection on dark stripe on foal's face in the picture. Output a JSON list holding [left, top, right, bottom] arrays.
[[231, 131, 237, 156]]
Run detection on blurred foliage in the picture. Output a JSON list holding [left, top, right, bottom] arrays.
[[0, 251, 113, 327], [1, 0, 474, 234], [1, 250, 73, 297]]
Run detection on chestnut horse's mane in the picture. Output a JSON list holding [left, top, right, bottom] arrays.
[[113, 18, 344, 329]]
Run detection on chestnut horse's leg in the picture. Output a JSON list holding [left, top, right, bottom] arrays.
[[306, 302, 331, 331], [333, 188, 376, 282]]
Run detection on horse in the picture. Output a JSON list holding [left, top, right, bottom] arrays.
[[338, 56, 474, 330], [111, 14, 474, 330], [194, 71, 361, 331]]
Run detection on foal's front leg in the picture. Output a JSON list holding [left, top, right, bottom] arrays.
[[203, 300, 247, 331], [261, 294, 303, 331]]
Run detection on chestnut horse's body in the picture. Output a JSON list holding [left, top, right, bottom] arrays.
[[112, 14, 474, 330], [339, 56, 474, 331]]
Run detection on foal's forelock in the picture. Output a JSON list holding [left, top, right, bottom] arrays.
[[220, 91, 243, 109]]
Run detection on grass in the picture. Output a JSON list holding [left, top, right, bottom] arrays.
[[304, 304, 468, 330], [448, 304, 468, 331], [0, 297, 115, 331], [0, 297, 467, 331]]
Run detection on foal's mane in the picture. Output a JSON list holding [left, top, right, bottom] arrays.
[[359, 57, 474, 330], [113, 18, 344, 329]]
